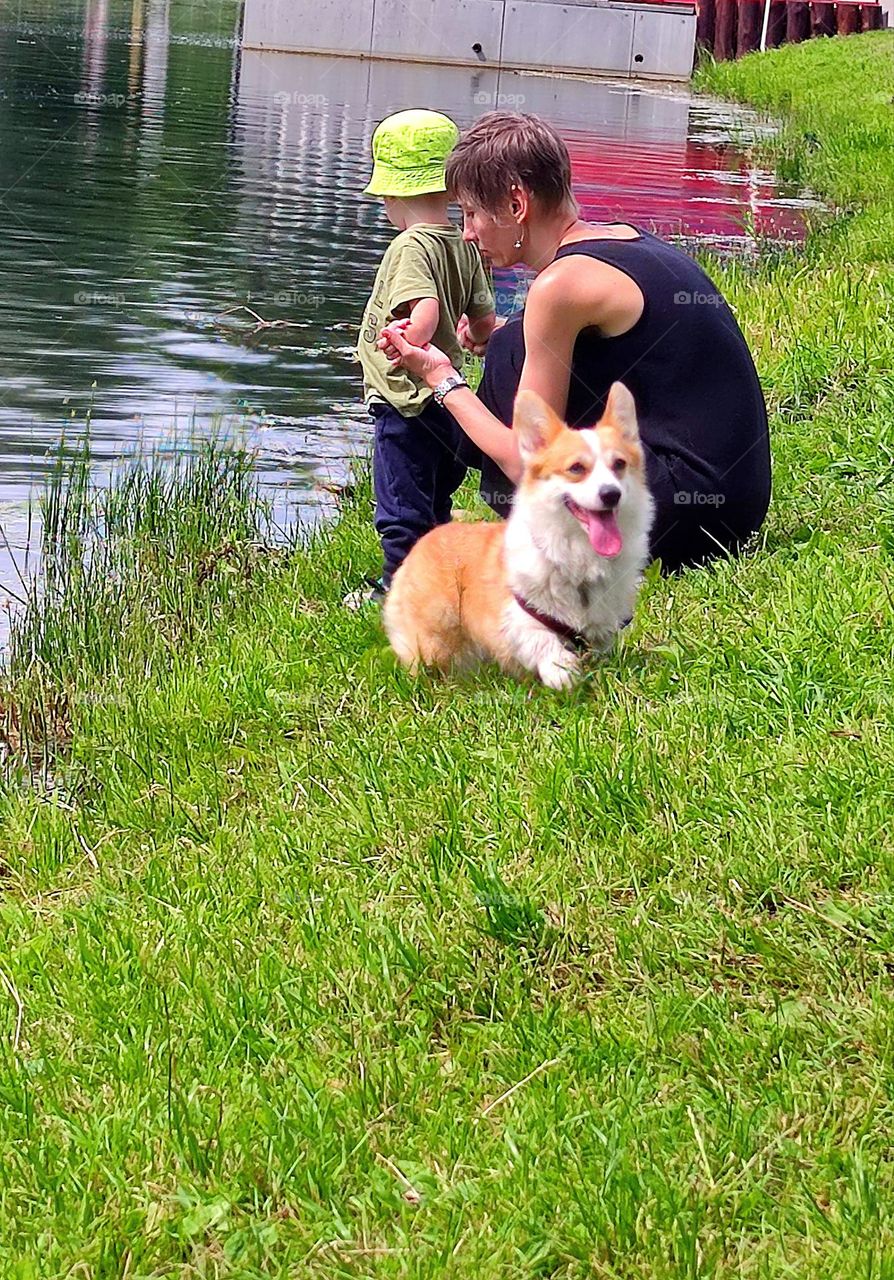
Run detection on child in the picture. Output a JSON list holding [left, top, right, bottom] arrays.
[[346, 109, 496, 607]]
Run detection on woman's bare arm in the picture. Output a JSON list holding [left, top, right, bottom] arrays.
[[435, 385, 524, 481], [515, 268, 586, 414], [445, 272, 590, 478], [379, 257, 624, 482], [378, 325, 523, 481]]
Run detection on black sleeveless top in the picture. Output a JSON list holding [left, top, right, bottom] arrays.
[[556, 229, 770, 523], [476, 227, 771, 568]]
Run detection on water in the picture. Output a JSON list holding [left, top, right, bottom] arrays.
[[0, 0, 818, 617]]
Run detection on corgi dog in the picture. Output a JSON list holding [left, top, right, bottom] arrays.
[[383, 383, 654, 689]]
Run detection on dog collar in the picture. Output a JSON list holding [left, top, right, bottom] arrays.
[[513, 593, 587, 653]]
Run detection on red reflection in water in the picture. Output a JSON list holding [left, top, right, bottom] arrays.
[[566, 134, 807, 243], [490, 131, 810, 311]]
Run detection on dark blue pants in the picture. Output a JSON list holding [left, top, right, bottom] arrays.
[[372, 400, 477, 586]]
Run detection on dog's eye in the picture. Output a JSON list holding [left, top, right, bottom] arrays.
[[612, 457, 628, 475], [567, 461, 588, 478]]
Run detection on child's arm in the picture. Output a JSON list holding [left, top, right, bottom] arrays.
[[459, 248, 498, 354], [458, 309, 497, 356], [398, 296, 440, 347], [467, 309, 496, 344]]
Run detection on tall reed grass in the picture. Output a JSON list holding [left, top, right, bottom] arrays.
[[2, 440, 271, 774]]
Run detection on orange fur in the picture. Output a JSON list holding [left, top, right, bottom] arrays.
[[384, 520, 522, 675], [383, 385, 653, 686]]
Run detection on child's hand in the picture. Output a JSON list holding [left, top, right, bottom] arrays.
[[457, 313, 489, 357], [378, 318, 415, 363], [378, 323, 455, 389]]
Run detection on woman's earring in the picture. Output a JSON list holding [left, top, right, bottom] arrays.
[[514, 230, 523, 250]]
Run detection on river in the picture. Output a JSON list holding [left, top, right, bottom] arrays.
[[0, 0, 818, 612]]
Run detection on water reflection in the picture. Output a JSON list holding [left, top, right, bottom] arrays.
[[141, 0, 170, 124], [0, 3, 820, 620], [82, 0, 109, 104]]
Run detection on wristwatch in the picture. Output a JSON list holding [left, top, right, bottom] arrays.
[[432, 372, 469, 406]]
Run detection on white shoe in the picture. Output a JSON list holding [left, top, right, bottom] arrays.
[[342, 577, 387, 610]]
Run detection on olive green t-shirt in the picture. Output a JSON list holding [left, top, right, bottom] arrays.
[[357, 224, 494, 417]]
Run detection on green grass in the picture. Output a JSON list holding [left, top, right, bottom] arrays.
[[1, 441, 275, 784], [695, 31, 894, 261], [1, 33, 894, 1278]]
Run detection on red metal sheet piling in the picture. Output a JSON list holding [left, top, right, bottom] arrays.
[[714, 0, 738, 60], [767, 0, 787, 44], [786, 0, 812, 41], [836, 2, 860, 31], [737, 0, 762, 53], [811, 1, 837, 34], [696, 0, 716, 52], [691, 0, 880, 61]]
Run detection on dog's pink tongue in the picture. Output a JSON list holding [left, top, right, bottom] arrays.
[[586, 509, 623, 558]]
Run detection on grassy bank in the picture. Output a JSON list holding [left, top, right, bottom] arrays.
[[1, 34, 893, 1278], [695, 32, 894, 261]]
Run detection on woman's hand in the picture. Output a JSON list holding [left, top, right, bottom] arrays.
[[378, 320, 455, 390]]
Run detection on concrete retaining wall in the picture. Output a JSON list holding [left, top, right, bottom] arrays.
[[242, 0, 697, 81]]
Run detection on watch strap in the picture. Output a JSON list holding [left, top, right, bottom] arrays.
[[432, 373, 468, 406]]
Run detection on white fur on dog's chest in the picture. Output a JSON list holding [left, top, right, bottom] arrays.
[[504, 516, 639, 643]]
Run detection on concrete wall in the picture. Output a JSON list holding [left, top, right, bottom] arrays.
[[242, 0, 697, 81]]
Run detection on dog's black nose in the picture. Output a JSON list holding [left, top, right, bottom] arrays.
[[598, 484, 621, 509]]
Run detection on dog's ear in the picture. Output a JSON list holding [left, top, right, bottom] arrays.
[[513, 390, 565, 460], [602, 382, 639, 442]]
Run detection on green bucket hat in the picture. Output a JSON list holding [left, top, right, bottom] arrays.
[[364, 109, 460, 198]]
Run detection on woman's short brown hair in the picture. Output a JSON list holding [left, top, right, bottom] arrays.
[[446, 112, 575, 214]]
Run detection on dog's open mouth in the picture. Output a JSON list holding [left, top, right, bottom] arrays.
[[565, 497, 623, 558]]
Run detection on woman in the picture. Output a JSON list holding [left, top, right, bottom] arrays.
[[380, 113, 771, 575]]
